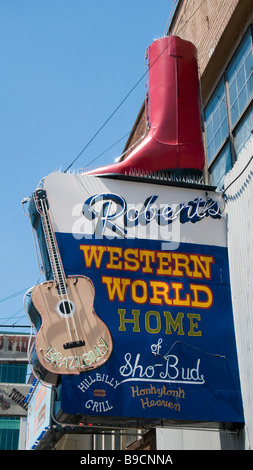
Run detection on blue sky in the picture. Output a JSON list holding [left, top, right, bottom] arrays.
[[0, 1, 175, 329]]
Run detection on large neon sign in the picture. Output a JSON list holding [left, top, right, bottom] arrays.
[[28, 172, 243, 426]]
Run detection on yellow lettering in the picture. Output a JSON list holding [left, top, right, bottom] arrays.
[[145, 311, 161, 333], [102, 276, 130, 301], [131, 280, 148, 304], [172, 253, 193, 277], [117, 309, 204, 337], [149, 281, 172, 305], [106, 247, 123, 269], [140, 250, 155, 273], [164, 311, 185, 335], [171, 282, 191, 306], [79, 245, 106, 268], [190, 284, 213, 308], [190, 255, 214, 279], [187, 313, 202, 336], [79, 245, 215, 280], [118, 309, 140, 332], [124, 248, 140, 271], [156, 252, 172, 275]]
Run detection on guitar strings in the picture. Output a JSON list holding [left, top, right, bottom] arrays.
[[40, 196, 74, 342], [39, 195, 79, 344]]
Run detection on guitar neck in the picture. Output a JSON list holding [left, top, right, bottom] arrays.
[[34, 189, 67, 295]]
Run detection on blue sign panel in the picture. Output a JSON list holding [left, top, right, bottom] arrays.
[[43, 173, 243, 425]]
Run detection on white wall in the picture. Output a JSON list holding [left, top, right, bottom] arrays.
[[156, 427, 245, 450], [225, 138, 253, 450]]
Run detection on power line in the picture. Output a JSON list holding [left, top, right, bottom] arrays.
[[223, 155, 253, 196], [64, 0, 206, 173], [162, 0, 177, 36], [64, 74, 146, 172], [0, 288, 31, 326], [0, 307, 24, 325], [85, 128, 137, 168], [0, 324, 31, 329], [63, 38, 170, 172], [0, 288, 30, 304]]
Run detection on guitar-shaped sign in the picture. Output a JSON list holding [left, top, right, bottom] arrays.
[[27, 189, 113, 384]]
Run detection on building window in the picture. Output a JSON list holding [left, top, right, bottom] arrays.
[[204, 27, 253, 188], [0, 363, 27, 449], [0, 363, 27, 383], [227, 29, 253, 127], [205, 78, 229, 166], [209, 143, 232, 188], [234, 105, 253, 157], [0, 417, 20, 450]]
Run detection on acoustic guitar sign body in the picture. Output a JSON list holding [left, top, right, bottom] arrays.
[[27, 188, 113, 383], [30, 275, 112, 376]]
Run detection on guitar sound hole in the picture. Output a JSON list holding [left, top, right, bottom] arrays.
[[56, 299, 76, 318], [59, 301, 72, 315]]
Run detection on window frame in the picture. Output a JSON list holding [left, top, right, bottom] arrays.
[[204, 26, 253, 188]]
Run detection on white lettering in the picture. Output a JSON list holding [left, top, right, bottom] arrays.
[[119, 351, 205, 385], [73, 192, 222, 240], [78, 374, 120, 393], [85, 399, 113, 413], [41, 338, 109, 372]]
